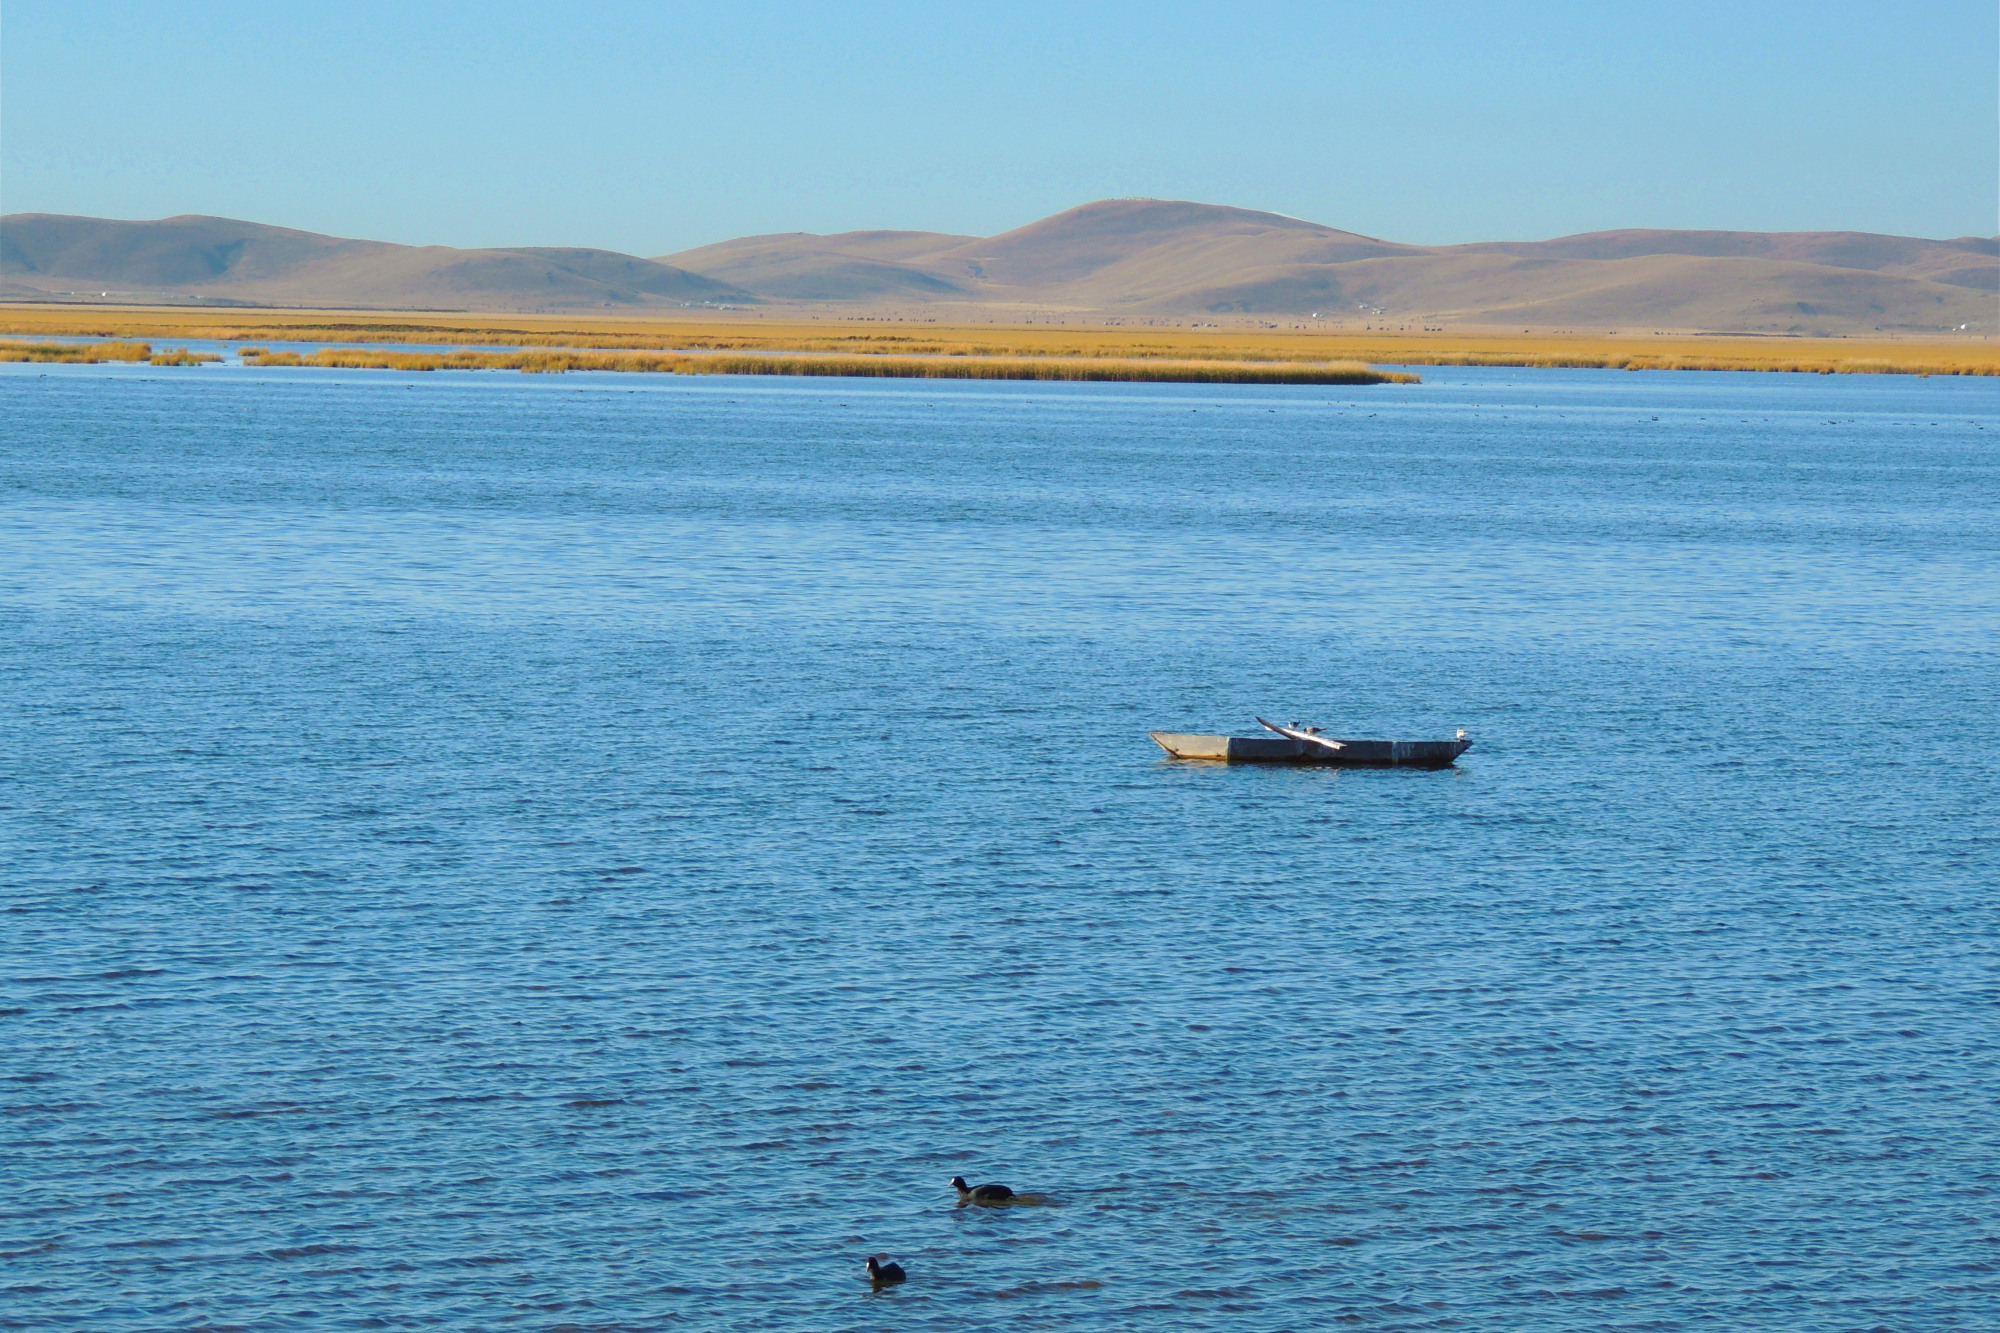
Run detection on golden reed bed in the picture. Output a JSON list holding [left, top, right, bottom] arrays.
[[0, 339, 219, 366], [2, 337, 1409, 385], [3, 307, 1994, 377], [246, 347, 1410, 384]]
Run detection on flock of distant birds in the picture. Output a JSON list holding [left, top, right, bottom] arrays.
[[866, 1175, 1018, 1289]]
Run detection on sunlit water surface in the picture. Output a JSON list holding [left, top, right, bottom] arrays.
[[3, 362, 1996, 1331]]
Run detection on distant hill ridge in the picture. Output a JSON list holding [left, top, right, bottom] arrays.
[[4, 200, 1994, 332], [0, 213, 751, 311]]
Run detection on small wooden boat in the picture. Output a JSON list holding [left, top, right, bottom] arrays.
[[1150, 718, 1471, 768]]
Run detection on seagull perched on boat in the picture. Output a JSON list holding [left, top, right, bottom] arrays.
[[866, 1255, 907, 1286], [950, 1175, 1014, 1205]]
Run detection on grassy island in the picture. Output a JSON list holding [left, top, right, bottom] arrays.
[[227, 344, 1412, 383], [0, 339, 222, 366], [4, 307, 1995, 380]]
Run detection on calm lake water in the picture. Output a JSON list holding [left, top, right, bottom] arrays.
[[3, 360, 1996, 1331]]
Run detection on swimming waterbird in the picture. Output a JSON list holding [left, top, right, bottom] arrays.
[[950, 1175, 1015, 1204]]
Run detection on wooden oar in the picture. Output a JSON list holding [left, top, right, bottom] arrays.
[[1255, 717, 1346, 754]]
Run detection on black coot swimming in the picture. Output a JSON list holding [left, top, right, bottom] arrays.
[[866, 1256, 907, 1285], [950, 1175, 1014, 1205]]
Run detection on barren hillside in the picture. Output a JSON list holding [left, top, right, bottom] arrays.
[[5, 203, 1992, 332], [1, 214, 751, 311]]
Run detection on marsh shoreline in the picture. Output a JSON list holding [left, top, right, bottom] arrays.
[[2, 306, 1993, 378]]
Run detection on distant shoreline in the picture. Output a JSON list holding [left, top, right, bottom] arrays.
[[0, 334, 1414, 386], [2, 308, 1994, 378]]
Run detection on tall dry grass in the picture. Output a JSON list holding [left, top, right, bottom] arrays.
[[7, 310, 1994, 376], [0, 339, 154, 363], [0, 337, 214, 365], [240, 345, 1414, 384]]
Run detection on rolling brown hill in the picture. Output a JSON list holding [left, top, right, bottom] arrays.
[[5, 202, 1993, 332], [662, 229, 982, 301], [660, 200, 1997, 333], [0, 214, 752, 311], [662, 200, 1417, 310]]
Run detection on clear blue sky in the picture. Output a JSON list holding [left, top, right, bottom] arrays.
[[3, 1, 1994, 254]]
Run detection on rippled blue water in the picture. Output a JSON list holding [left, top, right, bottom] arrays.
[[3, 360, 1996, 1331]]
